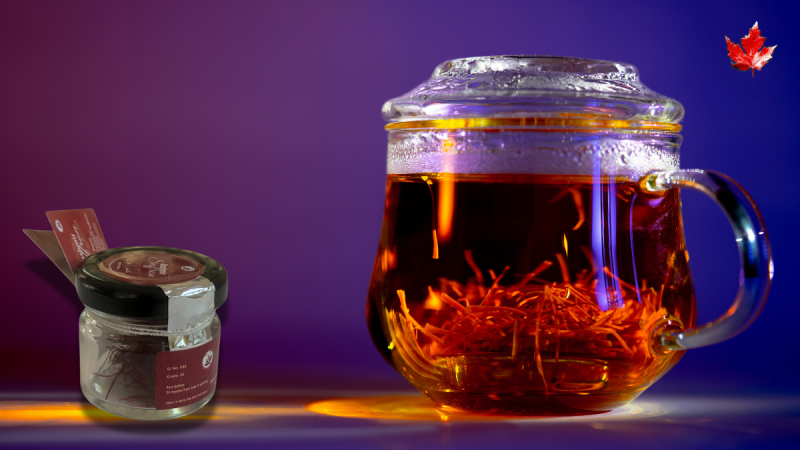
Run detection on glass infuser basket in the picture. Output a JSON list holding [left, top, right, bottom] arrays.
[[367, 56, 772, 415]]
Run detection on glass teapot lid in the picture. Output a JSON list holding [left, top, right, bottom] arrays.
[[382, 55, 683, 125]]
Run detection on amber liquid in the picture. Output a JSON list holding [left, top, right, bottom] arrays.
[[367, 174, 696, 415]]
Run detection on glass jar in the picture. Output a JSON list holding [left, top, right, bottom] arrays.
[[367, 56, 772, 415], [77, 246, 228, 420]]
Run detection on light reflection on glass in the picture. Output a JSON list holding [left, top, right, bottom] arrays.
[[592, 169, 619, 311], [437, 175, 455, 244]]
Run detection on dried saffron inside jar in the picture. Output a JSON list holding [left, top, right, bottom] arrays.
[[77, 246, 228, 420]]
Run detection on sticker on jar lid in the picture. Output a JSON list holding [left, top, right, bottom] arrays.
[[99, 251, 205, 285]]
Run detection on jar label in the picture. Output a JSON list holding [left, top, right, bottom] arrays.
[[154, 335, 220, 410], [99, 250, 205, 285]]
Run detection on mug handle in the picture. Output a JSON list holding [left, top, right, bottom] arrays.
[[639, 169, 773, 353]]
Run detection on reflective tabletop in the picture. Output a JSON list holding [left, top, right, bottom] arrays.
[[2, 388, 798, 449]]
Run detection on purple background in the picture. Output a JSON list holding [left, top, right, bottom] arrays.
[[2, 0, 798, 395]]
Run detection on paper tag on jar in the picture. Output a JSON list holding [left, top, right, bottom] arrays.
[[45, 209, 108, 275], [22, 229, 75, 282]]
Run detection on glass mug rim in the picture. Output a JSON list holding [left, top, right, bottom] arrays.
[[385, 117, 682, 133]]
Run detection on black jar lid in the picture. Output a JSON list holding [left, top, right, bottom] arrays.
[[76, 246, 228, 319]]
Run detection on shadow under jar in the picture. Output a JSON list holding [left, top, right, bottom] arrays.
[[367, 56, 772, 415]]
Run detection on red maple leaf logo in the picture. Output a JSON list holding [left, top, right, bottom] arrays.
[[725, 22, 777, 76]]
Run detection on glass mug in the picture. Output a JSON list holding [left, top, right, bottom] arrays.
[[366, 56, 772, 415]]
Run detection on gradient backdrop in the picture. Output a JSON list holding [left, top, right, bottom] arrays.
[[2, 0, 798, 398]]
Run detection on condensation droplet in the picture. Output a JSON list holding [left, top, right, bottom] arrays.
[[485, 138, 504, 150]]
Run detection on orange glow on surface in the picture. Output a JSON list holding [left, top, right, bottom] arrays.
[[0, 402, 125, 423], [305, 395, 658, 422], [306, 396, 508, 422], [0, 401, 306, 425], [437, 176, 455, 243]]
